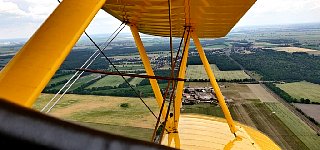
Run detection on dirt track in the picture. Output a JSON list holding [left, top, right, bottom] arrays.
[[246, 84, 278, 102]]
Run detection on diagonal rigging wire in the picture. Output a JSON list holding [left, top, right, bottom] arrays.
[[151, 0, 176, 142], [42, 23, 125, 113], [44, 0, 157, 119], [153, 2, 191, 144], [41, 23, 124, 112], [83, 29, 158, 118], [159, 28, 190, 143], [151, 28, 187, 142], [41, 0, 125, 112]]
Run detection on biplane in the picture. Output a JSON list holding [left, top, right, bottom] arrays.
[[0, 0, 281, 149]]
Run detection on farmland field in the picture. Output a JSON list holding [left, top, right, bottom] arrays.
[[273, 47, 320, 55], [48, 74, 99, 91], [33, 91, 238, 141], [253, 42, 279, 48], [86, 75, 130, 89], [246, 84, 278, 102], [91, 83, 168, 97], [34, 94, 159, 141], [293, 104, 320, 123], [276, 81, 320, 103], [186, 65, 250, 80], [48, 74, 74, 86], [266, 103, 320, 150], [242, 102, 308, 150], [180, 82, 306, 149], [181, 103, 233, 118], [33, 81, 320, 149], [129, 77, 144, 86], [186, 82, 319, 149], [68, 74, 99, 91], [76, 121, 153, 141]]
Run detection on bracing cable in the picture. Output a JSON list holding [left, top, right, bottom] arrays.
[[83, 28, 158, 118], [41, 23, 125, 112], [152, 28, 188, 142], [44, 0, 157, 119], [151, 28, 186, 142], [158, 28, 190, 143]]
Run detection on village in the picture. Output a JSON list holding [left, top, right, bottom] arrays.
[[182, 86, 233, 105]]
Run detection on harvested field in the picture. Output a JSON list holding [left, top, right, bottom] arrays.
[[247, 84, 278, 102], [274, 47, 320, 54], [293, 104, 320, 123], [276, 81, 320, 103]]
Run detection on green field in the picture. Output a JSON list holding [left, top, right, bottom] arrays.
[[68, 74, 98, 91], [181, 103, 235, 118], [34, 94, 159, 141], [186, 64, 250, 80], [48, 74, 74, 86], [48, 74, 98, 91], [86, 75, 130, 89], [92, 83, 168, 97], [266, 103, 320, 150], [129, 77, 144, 86], [76, 121, 153, 141], [276, 81, 320, 103]]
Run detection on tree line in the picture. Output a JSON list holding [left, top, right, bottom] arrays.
[[264, 83, 320, 104], [187, 54, 241, 71], [231, 49, 320, 84]]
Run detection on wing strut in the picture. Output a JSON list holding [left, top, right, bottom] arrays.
[[0, 0, 107, 107], [130, 24, 172, 123], [191, 32, 237, 135]]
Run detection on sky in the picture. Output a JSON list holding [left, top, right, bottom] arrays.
[[0, 0, 319, 39]]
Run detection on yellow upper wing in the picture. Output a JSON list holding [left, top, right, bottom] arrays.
[[103, 0, 256, 38]]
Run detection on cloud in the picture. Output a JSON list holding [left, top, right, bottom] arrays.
[[0, 0, 26, 16], [236, 0, 320, 26], [0, 0, 125, 39], [0, 0, 319, 39], [0, 0, 58, 39]]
